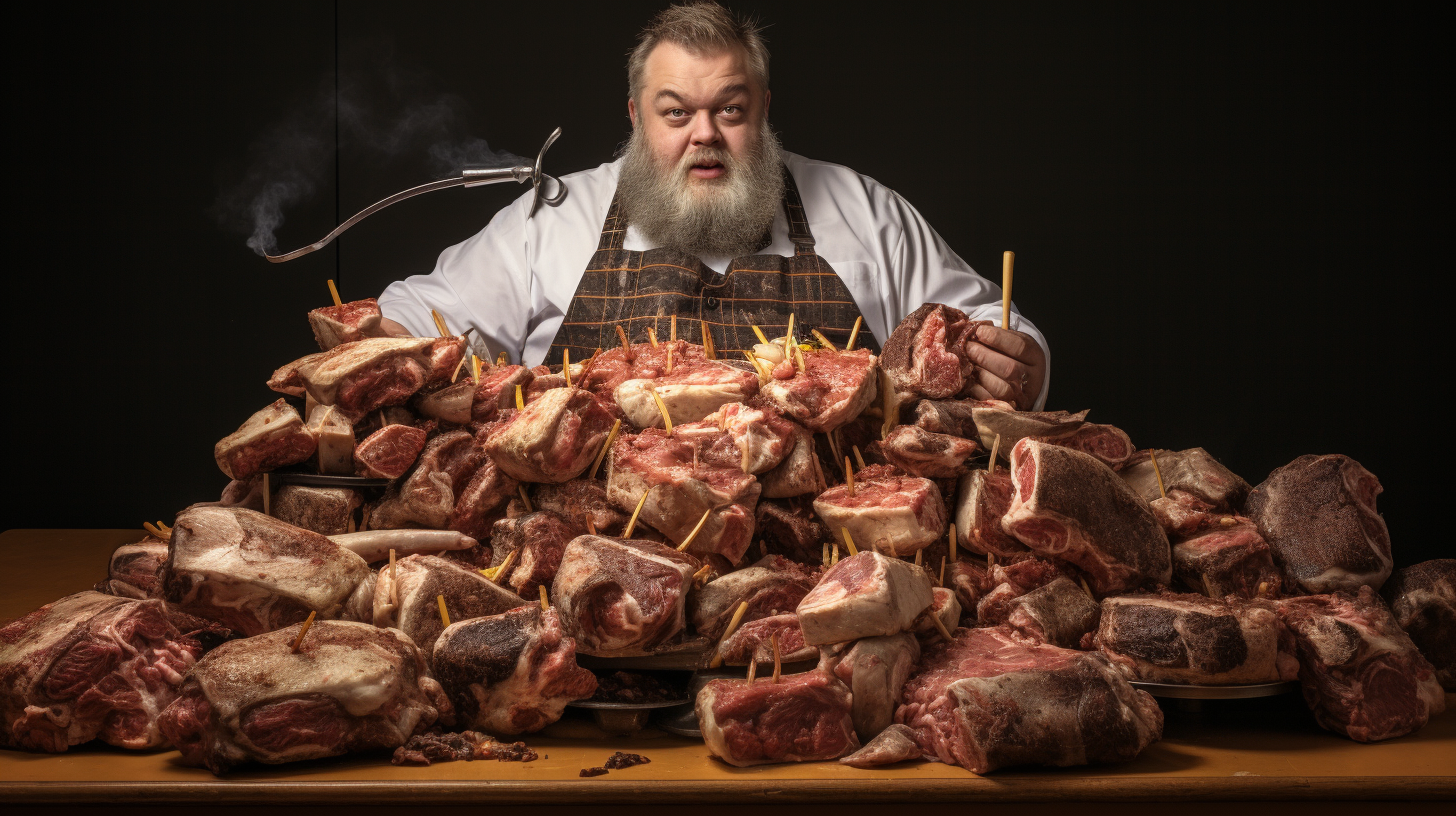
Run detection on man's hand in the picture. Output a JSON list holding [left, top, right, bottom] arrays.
[[964, 324, 1046, 410]]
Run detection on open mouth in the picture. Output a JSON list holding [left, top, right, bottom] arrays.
[[688, 158, 726, 179]]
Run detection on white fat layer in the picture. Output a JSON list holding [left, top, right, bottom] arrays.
[[814, 501, 938, 556], [798, 554, 933, 645]]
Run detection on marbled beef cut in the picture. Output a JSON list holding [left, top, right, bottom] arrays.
[[307, 298, 385, 350], [830, 632, 920, 741], [213, 399, 317, 481], [880, 303, 985, 399], [269, 335, 465, 420], [696, 669, 859, 766], [551, 535, 698, 656], [796, 551, 933, 645], [371, 554, 525, 660], [880, 424, 980, 478], [484, 386, 616, 483], [488, 510, 582, 598], [813, 464, 947, 557], [353, 423, 428, 479], [953, 467, 1026, 558], [758, 347, 878, 433], [1382, 559, 1456, 690], [1094, 592, 1298, 685]]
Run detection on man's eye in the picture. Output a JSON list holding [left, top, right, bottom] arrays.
[[721, 106, 740, 115], [668, 109, 688, 118]]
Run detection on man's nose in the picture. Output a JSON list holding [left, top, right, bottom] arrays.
[[688, 110, 721, 147]]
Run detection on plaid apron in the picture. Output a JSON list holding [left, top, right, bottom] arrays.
[[547, 167, 880, 362]]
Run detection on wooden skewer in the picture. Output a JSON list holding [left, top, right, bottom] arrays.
[[825, 429, 841, 465], [651, 389, 674, 432], [914, 548, 923, 567], [492, 548, 518, 586], [693, 563, 713, 585], [845, 458, 856, 498], [741, 441, 751, 473], [842, 528, 859, 557], [588, 419, 622, 481], [700, 320, 715, 359], [539, 585, 550, 611], [262, 473, 271, 517], [291, 611, 318, 653], [784, 313, 796, 357], [771, 633, 782, 683], [563, 348, 572, 388], [846, 316, 863, 351], [142, 521, 169, 540], [751, 324, 769, 345], [930, 610, 955, 643], [431, 309, 451, 338], [988, 433, 1002, 473], [327, 279, 343, 307], [1202, 574, 1218, 599], [793, 343, 808, 375], [709, 600, 751, 668], [670, 315, 677, 343], [517, 484, 534, 514], [665, 344, 673, 374], [450, 352, 469, 383], [389, 548, 399, 606], [832, 540, 840, 565], [939, 556, 947, 587], [514, 384, 524, 410], [615, 325, 633, 359], [437, 595, 451, 627], [742, 350, 766, 380], [676, 507, 714, 552], [471, 354, 482, 383], [623, 490, 650, 538], [496, 351, 509, 366], [1080, 577, 1095, 600], [746, 656, 758, 685], [852, 444, 867, 471], [586, 518, 597, 535], [810, 329, 836, 351], [647, 327, 659, 348], [1001, 251, 1015, 330], [1149, 450, 1168, 499], [949, 524, 958, 563], [822, 539, 829, 567]]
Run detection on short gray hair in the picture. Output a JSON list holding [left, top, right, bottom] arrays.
[[627, 2, 769, 102]]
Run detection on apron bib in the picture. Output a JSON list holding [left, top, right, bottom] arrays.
[[547, 166, 880, 361]]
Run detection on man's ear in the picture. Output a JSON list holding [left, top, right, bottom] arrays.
[[628, 97, 638, 129]]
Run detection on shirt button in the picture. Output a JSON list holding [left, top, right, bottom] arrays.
[[706, 296, 719, 308]]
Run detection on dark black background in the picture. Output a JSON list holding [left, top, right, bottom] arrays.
[[3, 3, 1448, 568]]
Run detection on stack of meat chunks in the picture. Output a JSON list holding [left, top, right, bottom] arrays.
[[4, 298, 1448, 776]]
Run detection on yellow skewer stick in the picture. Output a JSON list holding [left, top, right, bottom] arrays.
[[327, 279, 342, 307]]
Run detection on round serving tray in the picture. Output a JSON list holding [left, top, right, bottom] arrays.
[[1130, 680, 1300, 699], [271, 472, 392, 488], [567, 698, 691, 735]]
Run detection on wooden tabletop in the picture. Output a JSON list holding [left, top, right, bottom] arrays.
[[2, 528, 1453, 804]]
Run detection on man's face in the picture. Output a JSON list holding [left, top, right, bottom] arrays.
[[628, 41, 770, 186]]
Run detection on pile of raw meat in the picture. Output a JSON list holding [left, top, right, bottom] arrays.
[[2, 299, 1449, 776]]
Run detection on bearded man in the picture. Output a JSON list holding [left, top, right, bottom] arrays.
[[379, 2, 1050, 409]]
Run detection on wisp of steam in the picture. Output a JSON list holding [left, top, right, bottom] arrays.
[[215, 46, 525, 257]]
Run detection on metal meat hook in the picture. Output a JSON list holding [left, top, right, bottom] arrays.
[[265, 127, 567, 263]]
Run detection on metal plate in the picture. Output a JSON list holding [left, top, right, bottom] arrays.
[[577, 639, 713, 671], [272, 472, 391, 488], [568, 699, 689, 711], [654, 704, 703, 739], [1130, 680, 1300, 699]]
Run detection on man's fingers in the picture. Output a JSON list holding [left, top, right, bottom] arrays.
[[975, 368, 1020, 403], [974, 324, 1034, 362], [964, 340, 1029, 384]]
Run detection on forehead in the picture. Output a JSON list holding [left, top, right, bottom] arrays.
[[641, 40, 756, 101]]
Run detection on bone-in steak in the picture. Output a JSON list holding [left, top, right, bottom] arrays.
[[432, 606, 597, 735], [1246, 454, 1392, 594], [813, 464, 947, 557], [830, 632, 920, 741], [689, 554, 816, 640], [1002, 576, 1101, 648], [953, 467, 1026, 558], [613, 360, 759, 430], [1121, 448, 1251, 510], [880, 303, 985, 399], [880, 425, 980, 478], [1094, 592, 1298, 684], [0, 591, 206, 752], [214, 399, 317, 481], [1382, 559, 1456, 690], [354, 423, 428, 479], [714, 613, 817, 665], [270, 336, 465, 420], [307, 298, 385, 351], [156, 620, 449, 773], [371, 554, 525, 660], [489, 510, 583, 598]]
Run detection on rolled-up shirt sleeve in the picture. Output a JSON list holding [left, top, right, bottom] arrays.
[[377, 195, 534, 364], [880, 189, 1052, 410]]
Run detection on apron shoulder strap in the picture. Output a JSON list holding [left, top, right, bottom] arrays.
[[781, 166, 817, 256], [597, 195, 628, 251]]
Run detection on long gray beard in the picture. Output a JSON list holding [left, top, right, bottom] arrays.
[[615, 119, 784, 258]]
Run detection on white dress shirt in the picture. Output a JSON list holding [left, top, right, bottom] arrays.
[[378, 150, 1051, 409]]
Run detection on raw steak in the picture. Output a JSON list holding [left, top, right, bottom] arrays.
[[1382, 559, 1456, 690], [446, 455, 519, 540], [713, 401, 798, 474], [213, 399, 317, 481], [529, 479, 629, 536], [1031, 423, 1135, 470], [839, 723, 922, 768], [968, 400, 1088, 459], [551, 535, 699, 656], [759, 347, 878, 433], [156, 620, 449, 773], [896, 626, 1164, 773], [715, 613, 818, 665], [881, 425, 980, 478], [953, 467, 1026, 558], [880, 303, 985, 399], [1094, 592, 1298, 684], [1172, 519, 1283, 600], [1277, 588, 1445, 742], [372, 554, 525, 658], [759, 421, 827, 498], [484, 387, 616, 483], [813, 464, 947, 557], [947, 558, 990, 617], [97, 536, 168, 599], [1246, 454, 1392, 594], [489, 511, 583, 598], [1121, 448, 1251, 510], [1002, 576, 1100, 648], [976, 555, 1073, 624], [578, 339, 710, 413], [0, 591, 206, 752], [471, 364, 534, 424], [162, 506, 373, 637], [304, 405, 356, 475], [689, 554, 816, 640], [754, 500, 829, 562], [913, 586, 963, 639], [270, 335, 466, 420], [414, 378, 476, 426], [830, 632, 920, 741], [432, 606, 598, 735], [607, 427, 760, 563], [353, 423, 428, 479], [1002, 439, 1171, 595], [307, 297, 385, 350], [370, 430, 484, 530], [270, 485, 360, 536], [696, 669, 859, 766], [613, 360, 759, 429], [796, 552, 933, 645], [911, 399, 980, 437]]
